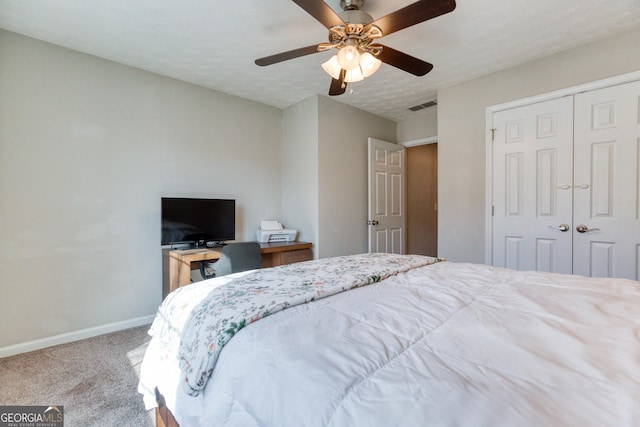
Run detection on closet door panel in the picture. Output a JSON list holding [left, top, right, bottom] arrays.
[[573, 80, 640, 280], [492, 97, 574, 273]]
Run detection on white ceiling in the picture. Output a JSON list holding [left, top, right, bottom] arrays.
[[1, 0, 640, 121]]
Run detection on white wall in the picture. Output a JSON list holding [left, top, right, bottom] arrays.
[[437, 27, 640, 263], [0, 31, 283, 348]]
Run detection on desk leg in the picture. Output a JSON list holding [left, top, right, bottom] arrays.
[[162, 253, 190, 298]]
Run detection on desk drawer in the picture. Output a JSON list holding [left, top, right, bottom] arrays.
[[261, 248, 313, 268]]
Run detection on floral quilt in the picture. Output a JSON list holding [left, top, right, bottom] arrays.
[[148, 252, 444, 396]]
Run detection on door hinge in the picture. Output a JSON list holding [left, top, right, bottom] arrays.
[[491, 128, 497, 142], [492, 205, 495, 216]]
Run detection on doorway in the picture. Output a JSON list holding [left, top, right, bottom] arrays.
[[406, 143, 438, 256]]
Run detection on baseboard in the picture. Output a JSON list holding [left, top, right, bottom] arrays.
[[0, 315, 155, 358]]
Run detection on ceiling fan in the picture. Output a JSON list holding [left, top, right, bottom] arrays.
[[255, 0, 456, 96]]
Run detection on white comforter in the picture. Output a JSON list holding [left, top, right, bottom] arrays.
[[139, 258, 640, 427]]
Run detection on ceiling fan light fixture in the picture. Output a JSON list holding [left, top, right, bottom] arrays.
[[322, 51, 381, 83], [337, 44, 361, 70]]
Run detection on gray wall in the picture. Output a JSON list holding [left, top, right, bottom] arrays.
[[397, 107, 438, 142], [437, 27, 640, 262], [317, 96, 396, 258], [282, 96, 319, 249], [282, 95, 396, 259], [0, 31, 283, 348]]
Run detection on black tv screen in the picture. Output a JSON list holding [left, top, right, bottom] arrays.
[[161, 197, 235, 245]]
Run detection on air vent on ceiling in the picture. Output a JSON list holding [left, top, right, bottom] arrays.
[[408, 100, 438, 111]]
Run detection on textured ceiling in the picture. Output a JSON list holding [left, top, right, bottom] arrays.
[[1, 0, 640, 121]]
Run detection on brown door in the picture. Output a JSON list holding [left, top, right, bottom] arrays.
[[406, 144, 438, 256]]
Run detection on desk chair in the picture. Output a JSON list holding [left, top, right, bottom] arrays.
[[200, 242, 262, 279]]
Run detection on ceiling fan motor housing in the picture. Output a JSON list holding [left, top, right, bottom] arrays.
[[340, 0, 365, 11], [339, 9, 374, 25]]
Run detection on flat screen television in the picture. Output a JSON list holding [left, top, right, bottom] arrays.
[[161, 197, 235, 246]]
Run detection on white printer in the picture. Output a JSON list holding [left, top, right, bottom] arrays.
[[256, 220, 297, 243]]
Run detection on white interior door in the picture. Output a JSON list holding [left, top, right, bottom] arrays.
[[573, 80, 640, 280], [368, 138, 406, 254], [492, 97, 574, 273]]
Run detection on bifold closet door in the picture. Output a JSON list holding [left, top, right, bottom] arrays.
[[492, 96, 574, 273], [573, 80, 640, 280]]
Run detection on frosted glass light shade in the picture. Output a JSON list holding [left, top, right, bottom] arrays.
[[337, 45, 361, 70], [344, 68, 364, 83], [321, 55, 341, 80], [360, 52, 382, 77]]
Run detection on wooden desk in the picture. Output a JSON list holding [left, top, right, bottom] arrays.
[[162, 241, 313, 297]]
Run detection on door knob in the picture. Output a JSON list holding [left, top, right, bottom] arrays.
[[576, 224, 600, 233], [549, 224, 570, 232], [367, 220, 379, 226]]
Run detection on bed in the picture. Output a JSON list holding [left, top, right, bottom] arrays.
[[138, 253, 640, 426]]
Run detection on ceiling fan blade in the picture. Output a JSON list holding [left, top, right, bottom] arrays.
[[255, 44, 323, 66], [291, 0, 346, 29], [370, 0, 456, 37], [372, 44, 433, 76], [329, 69, 346, 96]]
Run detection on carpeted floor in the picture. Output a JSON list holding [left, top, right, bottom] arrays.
[[0, 325, 155, 426]]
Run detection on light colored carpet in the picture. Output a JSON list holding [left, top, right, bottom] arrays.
[[0, 325, 155, 426]]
